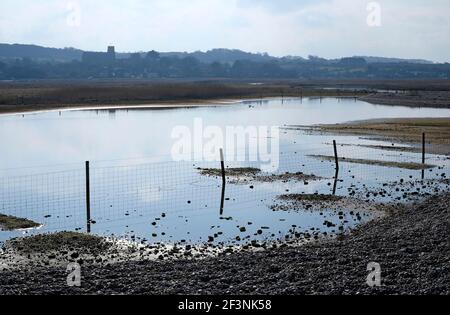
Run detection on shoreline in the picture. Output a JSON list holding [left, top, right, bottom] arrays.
[[0, 94, 362, 116], [287, 117, 450, 155], [0, 98, 243, 116], [3, 93, 450, 116], [1, 193, 448, 295], [2, 92, 450, 116], [1, 79, 450, 115], [0, 80, 367, 115]]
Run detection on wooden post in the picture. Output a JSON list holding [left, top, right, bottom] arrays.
[[333, 140, 339, 171], [332, 140, 340, 195], [422, 133, 426, 180], [422, 133, 426, 164], [332, 140, 339, 195], [220, 149, 226, 215], [85, 161, 91, 233]]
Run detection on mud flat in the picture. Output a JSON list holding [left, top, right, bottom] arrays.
[[199, 167, 322, 184], [0, 228, 316, 272], [325, 142, 422, 153], [289, 117, 450, 155], [0, 231, 253, 271], [270, 194, 383, 223], [309, 155, 436, 170]]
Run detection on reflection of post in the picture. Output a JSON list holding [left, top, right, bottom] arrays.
[[332, 169, 339, 196], [422, 133, 426, 180], [332, 140, 340, 195], [220, 149, 226, 215], [85, 161, 91, 233]]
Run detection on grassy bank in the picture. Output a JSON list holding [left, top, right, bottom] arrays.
[[2, 79, 450, 114], [0, 80, 365, 114]]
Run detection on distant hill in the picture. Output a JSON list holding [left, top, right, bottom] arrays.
[[0, 43, 83, 62], [356, 56, 433, 64], [161, 49, 275, 64], [0, 43, 436, 65], [1, 43, 448, 80]]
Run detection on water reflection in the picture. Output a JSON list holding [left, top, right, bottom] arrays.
[[1, 97, 450, 170], [0, 98, 449, 245]]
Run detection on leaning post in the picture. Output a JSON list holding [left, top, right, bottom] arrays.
[[332, 140, 340, 195], [219, 149, 226, 215]]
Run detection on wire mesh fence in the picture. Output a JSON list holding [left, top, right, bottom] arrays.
[[0, 134, 448, 238]]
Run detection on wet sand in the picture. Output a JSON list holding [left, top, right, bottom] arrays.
[[290, 118, 450, 155]]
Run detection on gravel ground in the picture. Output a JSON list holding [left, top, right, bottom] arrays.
[[0, 194, 449, 295]]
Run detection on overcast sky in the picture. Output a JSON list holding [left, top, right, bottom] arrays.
[[0, 0, 449, 62]]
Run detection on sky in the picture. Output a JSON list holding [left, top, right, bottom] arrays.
[[0, 0, 449, 62]]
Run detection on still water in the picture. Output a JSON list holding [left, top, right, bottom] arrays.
[[1, 98, 450, 245]]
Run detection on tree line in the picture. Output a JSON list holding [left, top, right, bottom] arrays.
[[0, 52, 449, 80]]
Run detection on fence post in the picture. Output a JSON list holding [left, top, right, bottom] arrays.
[[85, 161, 91, 233], [332, 140, 339, 195], [422, 133, 426, 180], [220, 149, 226, 215], [422, 133, 426, 164], [333, 140, 339, 171]]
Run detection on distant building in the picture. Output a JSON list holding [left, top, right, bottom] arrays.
[[82, 46, 115, 65]]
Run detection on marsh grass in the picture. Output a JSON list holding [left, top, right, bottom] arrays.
[[0, 81, 365, 113]]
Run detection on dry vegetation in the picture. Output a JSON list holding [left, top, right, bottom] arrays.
[[1, 79, 449, 114], [0, 80, 365, 114], [296, 79, 450, 91]]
